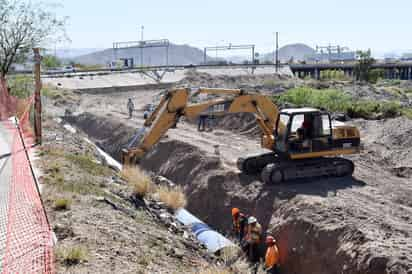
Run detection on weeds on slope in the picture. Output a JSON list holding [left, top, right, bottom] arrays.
[[121, 166, 188, 211], [157, 185, 187, 211], [121, 166, 154, 198], [53, 197, 72, 211], [56, 245, 88, 266], [274, 87, 402, 119]]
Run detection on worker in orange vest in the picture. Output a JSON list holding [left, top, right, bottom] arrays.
[[265, 236, 280, 274], [245, 216, 262, 264], [231, 207, 247, 242]]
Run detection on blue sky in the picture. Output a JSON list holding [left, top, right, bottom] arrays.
[[50, 0, 410, 54]]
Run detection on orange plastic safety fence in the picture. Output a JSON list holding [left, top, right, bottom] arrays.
[[1, 80, 54, 273]]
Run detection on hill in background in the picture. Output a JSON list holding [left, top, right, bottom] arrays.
[[262, 43, 316, 62], [69, 42, 316, 66], [70, 44, 205, 66]]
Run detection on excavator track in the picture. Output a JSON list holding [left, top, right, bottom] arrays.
[[238, 152, 354, 184], [260, 157, 354, 184], [237, 153, 279, 175]]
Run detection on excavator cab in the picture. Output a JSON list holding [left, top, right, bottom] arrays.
[[275, 108, 333, 156]]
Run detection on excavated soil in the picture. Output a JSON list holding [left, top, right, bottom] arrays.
[[63, 75, 412, 274]]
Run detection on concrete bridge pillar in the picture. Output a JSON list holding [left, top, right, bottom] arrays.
[[389, 69, 394, 79], [401, 68, 406, 80], [315, 68, 320, 80], [344, 69, 351, 79], [384, 69, 389, 79], [348, 69, 353, 78]]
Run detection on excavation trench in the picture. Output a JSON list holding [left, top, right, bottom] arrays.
[[67, 112, 400, 274]]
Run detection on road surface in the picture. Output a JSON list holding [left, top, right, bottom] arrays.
[[0, 121, 12, 272]]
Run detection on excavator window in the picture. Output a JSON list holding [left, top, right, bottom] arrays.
[[275, 114, 290, 152], [321, 114, 332, 136]]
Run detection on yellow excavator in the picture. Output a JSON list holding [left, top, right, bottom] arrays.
[[122, 87, 360, 184]]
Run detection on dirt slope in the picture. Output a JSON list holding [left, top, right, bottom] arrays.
[[68, 85, 412, 274], [40, 110, 214, 273]]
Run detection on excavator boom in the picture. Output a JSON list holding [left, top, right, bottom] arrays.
[[122, 87, 279, 164]]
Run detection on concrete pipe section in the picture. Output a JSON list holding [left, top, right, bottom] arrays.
[[176, 208, 234, 253]]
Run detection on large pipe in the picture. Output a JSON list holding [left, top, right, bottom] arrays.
[[176, 209, 234, 253]]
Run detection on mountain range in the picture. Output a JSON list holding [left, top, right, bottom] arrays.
[[67, 43, 316, 66], [57, 43, 412, 66]]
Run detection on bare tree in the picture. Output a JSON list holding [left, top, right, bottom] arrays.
[[0, 0, 67, 78]]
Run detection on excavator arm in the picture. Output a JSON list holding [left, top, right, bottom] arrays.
[[121, 87, 280, 165]]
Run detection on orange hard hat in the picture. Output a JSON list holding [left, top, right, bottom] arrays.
[[266, 236, 276, 245], [231, 207, 240, 216]]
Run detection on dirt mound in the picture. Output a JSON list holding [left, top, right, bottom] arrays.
[[352, 117, 412, 177], [179, 70, 294, 92], [69, 112, 412, 274], [213, 113, 260, 138]]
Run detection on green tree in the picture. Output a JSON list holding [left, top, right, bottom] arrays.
[[0, 0, 67, 78], [354, 49, 375, 82], [42, 55, 62, 68]]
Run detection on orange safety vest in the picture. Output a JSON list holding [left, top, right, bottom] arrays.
[[232, 213, 246, 233], [265, 244, 280, 269], [232, 216, 240, 232]]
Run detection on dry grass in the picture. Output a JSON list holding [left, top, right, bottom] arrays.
[[220, 246, 241, 265], [198, 266, 232, 274], [53, 197, 72, 211], [156, 185, 187, 211], [56, 245, 88, 266], [121, 166, 154, 198]]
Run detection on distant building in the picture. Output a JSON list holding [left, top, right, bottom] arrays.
[[306, 51, 356, 63], [401, 53, 412, 61], [306, 45, 356, 63]]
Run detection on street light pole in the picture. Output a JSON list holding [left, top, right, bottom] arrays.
[[275, 32, 279, 72], [140, 25, 144, 66], [273, 32, 276, 64]]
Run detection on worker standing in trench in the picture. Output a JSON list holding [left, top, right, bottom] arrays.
[[265, 236, 280, 274], [127, 98, 135, 119], [245, 216, 262, 266], [231, 208, 248, 242], [230, 210, 280, 272]]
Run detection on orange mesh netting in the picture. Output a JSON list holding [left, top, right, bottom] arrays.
[[0, 78, 54, 274]]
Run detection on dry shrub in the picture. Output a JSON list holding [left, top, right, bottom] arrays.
[[56, 245, 88, 266], [198, 266, 232, 274], [221, 245, 242, 265], [121, 166, 154, 198], [53, 197, 72, 211], [156, 185, 187, 210]]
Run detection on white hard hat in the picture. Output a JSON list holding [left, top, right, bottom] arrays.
[[248, 216, 257, 224]]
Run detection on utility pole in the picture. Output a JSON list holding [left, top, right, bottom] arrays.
[[275, 32, 279, 72], [33, 48, 42, 144], [273, 32, 276, 64], [140, 25, 144, 66]]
